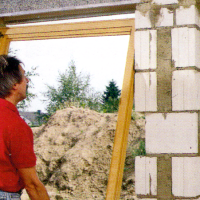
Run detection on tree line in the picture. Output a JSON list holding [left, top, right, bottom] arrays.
[[21, 61, 121, 125]]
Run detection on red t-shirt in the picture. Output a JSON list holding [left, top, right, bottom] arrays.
[[0, 98, 36, 192]]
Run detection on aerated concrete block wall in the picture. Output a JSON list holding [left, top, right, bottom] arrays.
[[134, 0, 200, 199]]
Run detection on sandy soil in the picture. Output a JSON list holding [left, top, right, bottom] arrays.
[[21, 107, 145, 200]]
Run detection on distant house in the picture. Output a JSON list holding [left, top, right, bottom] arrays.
[[19, 110, 45, 126]]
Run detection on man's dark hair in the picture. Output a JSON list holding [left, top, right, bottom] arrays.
[[0, 55, 23, 98]]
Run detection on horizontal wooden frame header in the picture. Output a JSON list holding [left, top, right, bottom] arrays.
[[0, 1, 139, 25], [3, 18, 134, 41]]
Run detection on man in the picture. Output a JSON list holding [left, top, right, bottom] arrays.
[[0, 55, 50, 200]]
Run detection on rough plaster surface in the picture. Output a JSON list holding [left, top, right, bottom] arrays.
[[157, 156, 172, 199], [0, 0, 138, 14], [153, 0, 178, 4], [156, 7, 174, 27], [179, 0, 197, 7], [157, 28, 172, 112], [136, 3, 159, 28]]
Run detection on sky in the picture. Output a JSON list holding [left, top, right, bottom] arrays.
[[8, 14, 134, 112]]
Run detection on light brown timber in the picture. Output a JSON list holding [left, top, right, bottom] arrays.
[[105, 22, 135, 200]]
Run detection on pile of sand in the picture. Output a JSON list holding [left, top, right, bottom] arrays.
[[21, 107, 145, 200]]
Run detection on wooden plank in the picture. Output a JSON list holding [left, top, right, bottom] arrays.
[[9, 32, 131, 41], [5, 19, 133, 41], [8, 28, 130, 41], [6, 19, 134, 35], [105, 22, 135, 200]]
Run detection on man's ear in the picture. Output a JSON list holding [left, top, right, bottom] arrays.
[[12, 83, 19, 90]]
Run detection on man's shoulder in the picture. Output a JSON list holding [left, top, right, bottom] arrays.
[[0, 106, 28, 127]]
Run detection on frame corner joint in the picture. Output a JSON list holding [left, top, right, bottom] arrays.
[[0, 32, 4, 38]]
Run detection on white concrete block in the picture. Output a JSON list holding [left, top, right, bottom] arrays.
[[172, 70, 200, 111], [156, 8, 174, 27], [146, 113, 198, 154], [135, 10, 151, 29], [172, 70, 184, 110], [135, 72, 157, 112], [173, 157, 200, 197], [135, 156, 157, 196], [152, 0, 178, 4], [172, 27, 200, 68], [172, 27, 179, 66], [177, 5, 200, 27], [135, 30, 157, 70]]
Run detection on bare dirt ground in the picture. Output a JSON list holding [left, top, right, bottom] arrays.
[[21, 107, 145, 200]]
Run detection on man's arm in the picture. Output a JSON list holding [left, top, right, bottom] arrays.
[[18, 166, 50, 200]]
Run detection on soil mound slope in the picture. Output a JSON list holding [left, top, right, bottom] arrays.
[[23, 107, 145, 200]]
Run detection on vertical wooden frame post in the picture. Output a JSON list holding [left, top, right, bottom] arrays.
[[0, 28, 10, 55], [106, 24, 135, 200]]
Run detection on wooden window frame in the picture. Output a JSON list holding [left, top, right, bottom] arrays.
[[0, 18, 135, 200]]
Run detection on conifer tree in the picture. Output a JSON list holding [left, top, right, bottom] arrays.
[[102, 79, 121, 113]]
